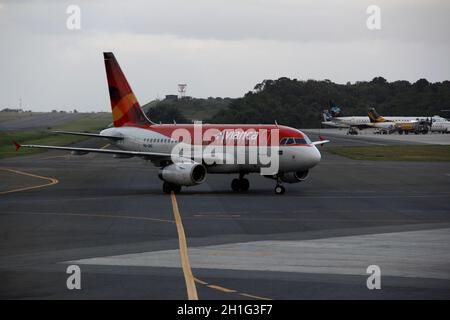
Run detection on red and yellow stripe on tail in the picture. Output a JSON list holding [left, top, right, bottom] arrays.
[[103, 52, 151, 127]]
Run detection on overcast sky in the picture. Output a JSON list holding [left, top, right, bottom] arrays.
[[0, 0, 449, 112]]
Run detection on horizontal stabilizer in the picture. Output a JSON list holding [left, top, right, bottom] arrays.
[[12, 140, 21, 151]]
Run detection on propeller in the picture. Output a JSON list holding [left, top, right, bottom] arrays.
[[427, 117, 433, 129]]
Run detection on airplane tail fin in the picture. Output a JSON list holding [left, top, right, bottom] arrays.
[[103, 52, 153, 127], [329, 100, 338, 109], [368, 108, 385, 123], [322, 110, 332, 122], [328, 100, 344, 117]]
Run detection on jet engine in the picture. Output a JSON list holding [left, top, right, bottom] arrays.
[[159, 163, 207, 186], [280, 170, 309, 183]]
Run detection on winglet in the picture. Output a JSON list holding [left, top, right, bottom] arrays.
[[12, 140, 21, 151]]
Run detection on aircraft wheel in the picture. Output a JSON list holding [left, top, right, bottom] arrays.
[[240, 178, 250, 191], [172, 184, 182, 194], [274, 185, 285, 195], [163, 181, 172, 194], [231, 179, 241, 192]]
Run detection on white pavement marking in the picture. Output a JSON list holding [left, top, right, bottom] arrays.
[[67, 228, 450, 280]]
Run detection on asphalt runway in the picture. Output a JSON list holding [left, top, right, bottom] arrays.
[[1, 136, 450, 299]]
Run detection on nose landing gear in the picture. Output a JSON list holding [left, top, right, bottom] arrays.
[[274, 175, 285, 195], [274, 185, 285, 195]]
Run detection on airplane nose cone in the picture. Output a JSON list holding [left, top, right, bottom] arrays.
[[306, 146, 321, 168], [312, 146, 321, 164]]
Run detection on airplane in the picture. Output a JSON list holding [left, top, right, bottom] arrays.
[[429, 114, 450, 133], [323, 100, 446, 135], [12, 52, 329, 195], [369, 110, 447, 124], [432, 111, 450, 132], [367, 108, 449, 134], [367, 108, 418, 134], [322, 101, 373, 134]]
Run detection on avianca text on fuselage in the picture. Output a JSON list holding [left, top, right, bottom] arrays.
[[14, 52, 329, 195]]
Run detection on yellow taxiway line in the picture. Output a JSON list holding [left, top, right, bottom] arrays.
[[170, 192, 199, 300], [0, 168, 59, 195], [0, 167, 270, 300], [193, 277, 272, 300], [207, 284, 236, 293], [240, 293, 272, 300], [170, 193, 272, 301]]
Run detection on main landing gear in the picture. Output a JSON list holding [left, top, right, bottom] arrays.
[[230, 174, 286, 195], [163, 181, 181, 194], [231, 173, 250, 192], [347, 127, 358, 135]]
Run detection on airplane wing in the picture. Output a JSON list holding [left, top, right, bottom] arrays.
[[311, 140, 330, 146], [52, 130, 123, 140], [13, 141, 170, 160], [321, 121, 349, 129]]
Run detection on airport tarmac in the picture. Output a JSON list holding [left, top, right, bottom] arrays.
[[1, 135, 450, 299], [304, 128, 450, 146]]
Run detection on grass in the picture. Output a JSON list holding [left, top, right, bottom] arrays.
[[0, 111, 41, 123], [327, 145, 450, 161], [0, 113, 112, 159]]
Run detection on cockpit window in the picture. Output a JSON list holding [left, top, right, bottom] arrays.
[[303, 135, 312, 144], [286, 138, 295, 145], [280, 136, 311, 145]]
